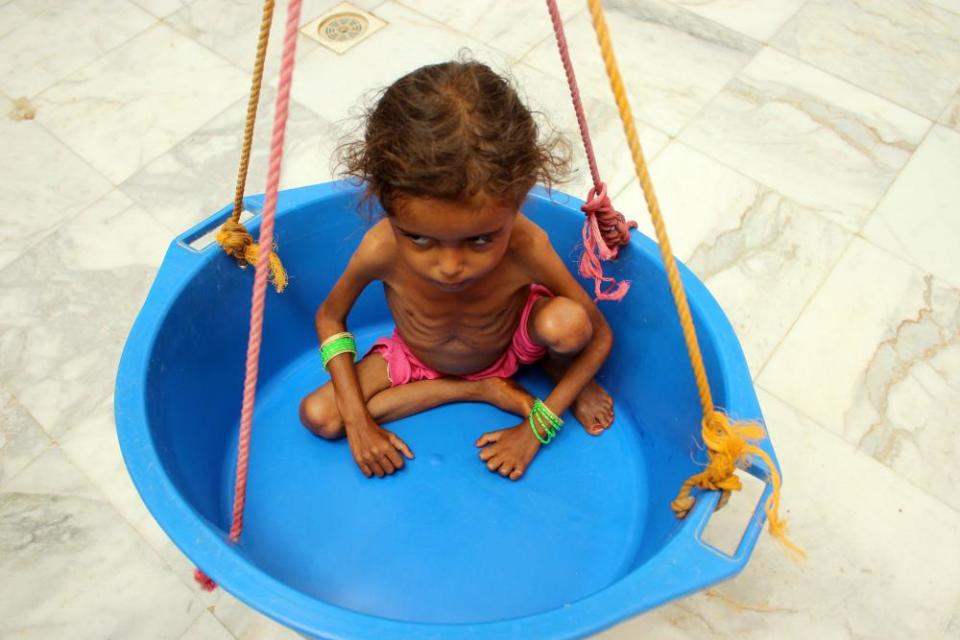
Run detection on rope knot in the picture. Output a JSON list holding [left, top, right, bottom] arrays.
[[578, 182, 635, 302], [581, 182, 637, 251], [217, 218, 289, 293], [670, 495, 696, 518], [670, 409, 806, 559], [217, 219, 254, 258]]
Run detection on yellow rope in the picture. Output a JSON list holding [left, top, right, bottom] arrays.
[[216, 0, 287, 293], [584, 0, 802, 558]]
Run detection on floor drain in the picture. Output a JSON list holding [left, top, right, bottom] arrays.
[[301, 2, 387, 54], [321, 13, 366, 43]]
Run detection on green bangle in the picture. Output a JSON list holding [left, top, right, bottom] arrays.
[[320, 333, 357, 370], [529, 399, 564, 445]]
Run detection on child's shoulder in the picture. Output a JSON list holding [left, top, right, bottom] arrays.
[[352, 218, 396, 278], [509, 213, 553, 258]]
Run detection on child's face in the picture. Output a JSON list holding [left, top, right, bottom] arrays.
[[389, 194, 518, 292]]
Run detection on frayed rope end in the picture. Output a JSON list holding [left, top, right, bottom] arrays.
[[671, 410, 806, 560], [194, 568, 218, 592], [216, 220, 288, 293], [579, 183, 633, 302]]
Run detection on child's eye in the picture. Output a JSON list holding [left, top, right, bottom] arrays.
[[471, 236, 492, 247], [408, 235, 432, 247]]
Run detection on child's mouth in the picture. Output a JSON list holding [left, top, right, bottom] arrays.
[[433, 279, 471, 292]]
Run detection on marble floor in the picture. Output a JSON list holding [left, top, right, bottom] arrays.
[[2, 0, 959, 638]]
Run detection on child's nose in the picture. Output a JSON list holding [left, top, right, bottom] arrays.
[[437, 248, 464, 279]]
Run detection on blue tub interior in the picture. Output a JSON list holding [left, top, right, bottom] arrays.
[[127, 182, 766, 632]]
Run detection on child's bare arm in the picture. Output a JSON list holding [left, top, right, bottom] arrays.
[[474, 226, 614, 481], [315, 233, 381, 423], [316, 225, 412, 477], [521, 227, 614, 416]]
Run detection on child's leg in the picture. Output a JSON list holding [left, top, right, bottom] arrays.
[[367, 376, 533, 423], [300, 355, 534, 439], [527, 296, 615, 435], [298, 353, 392, 439]]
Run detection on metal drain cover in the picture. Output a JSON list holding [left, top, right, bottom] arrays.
[[301, 2, 387, 54], [321, 13, 366, 42]]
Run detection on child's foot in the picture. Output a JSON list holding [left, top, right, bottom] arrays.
[[476, 423, 541, 481], [572, 381, 614, 436], [477, 377, 535, 416]]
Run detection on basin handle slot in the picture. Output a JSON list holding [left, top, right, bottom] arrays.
[[696, 467, 772, 561], [177, 203, 262, 252]]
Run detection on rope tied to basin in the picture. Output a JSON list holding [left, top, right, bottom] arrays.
[[215, 0, 288, 294], [582, 0, 802, 558], [217, 218, 288, 292], [546, 0, 635, 302], [194, 0, 303, 592], [227, 0, 302, 544]]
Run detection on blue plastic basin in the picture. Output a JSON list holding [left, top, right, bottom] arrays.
[[115, 181, 778, 639]]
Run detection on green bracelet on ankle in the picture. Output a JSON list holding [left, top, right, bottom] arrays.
[[529, 398, 564, 445]]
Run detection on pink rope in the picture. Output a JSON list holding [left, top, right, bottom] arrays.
[[579, 183, 631, 300], [228, 0, 303, 544], [197, 0, 303, 593], [545, 0, 635, 302], [196, 0, 302, 592]]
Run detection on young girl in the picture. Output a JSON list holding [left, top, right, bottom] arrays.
[[299, 60, 614, 480]]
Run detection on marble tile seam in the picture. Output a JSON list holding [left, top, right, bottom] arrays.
[[608, 135, 856, 255], [0, 183, 138, 270], [388, 0, 534, 66], [0, 381, 56, 493], [0, 1, 161, 100], [514, 4, 590, 65], [113, 91, 346, 240], [750, 232, 858, 380], [765, 0, 809, 45], [390, 0, 478, 36], [855, 215, 960, 288], [50, 427, 201, 589], [765, 46, 960, 127], [921, 0, 960, 18], [12, 22, 235, 196], [749, 209, 960, 388], [0, 435, 213, 631], [155, 1, 343, 81], [174, 612, 237, 640], [0, 388, 113, 495], [11, 103, 120, 193], [849, 115, 939, 241], [756, 381, 960, 521], [665, 44, 938, 234]]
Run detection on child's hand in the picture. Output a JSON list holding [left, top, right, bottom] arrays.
[[346, 418, 414, 478], [475, 423, 541, 481]]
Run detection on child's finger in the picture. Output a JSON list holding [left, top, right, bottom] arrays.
[[384, 446, 405, 470], [380, 456, 396, 475], [485, 455, 504, 472], [358, 462, 373, 478], [475, 431, 502, 447], [509, 468, 524, 481], [390, 433, 415, 459]]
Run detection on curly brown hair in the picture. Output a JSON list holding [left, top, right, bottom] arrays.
[[338, 58, 571, 214]]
